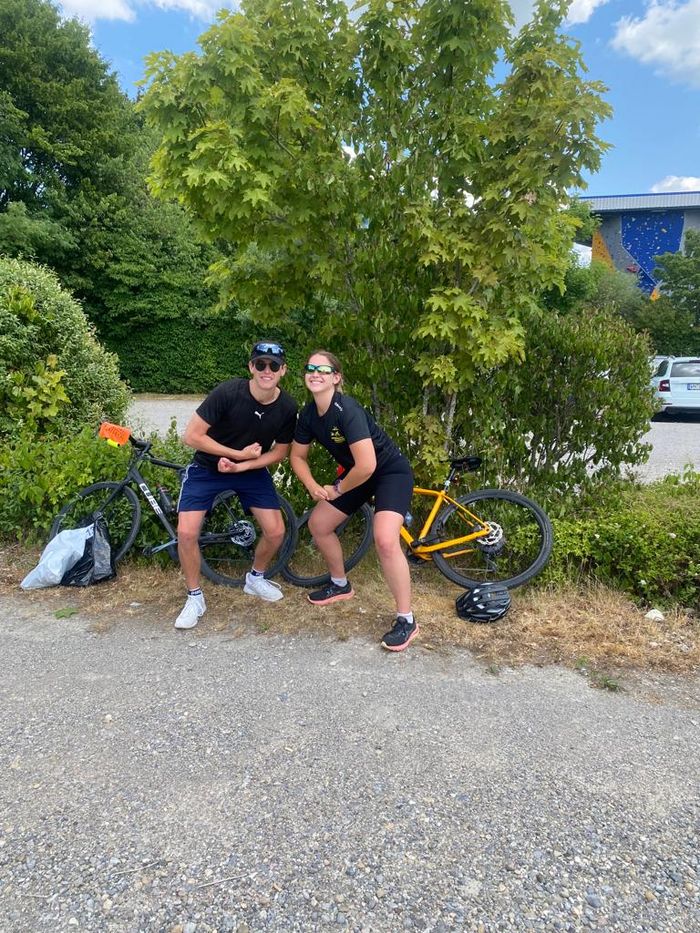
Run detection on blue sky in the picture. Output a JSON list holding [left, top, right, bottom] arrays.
[[59, 1, 700, 197]]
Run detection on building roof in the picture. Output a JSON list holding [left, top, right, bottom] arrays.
[[579, 192, 700, 213]]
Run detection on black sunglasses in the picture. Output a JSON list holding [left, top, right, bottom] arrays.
[[254, 359, 282, 373], [253, 342, 285, 357], [304, 363, 336, 374]]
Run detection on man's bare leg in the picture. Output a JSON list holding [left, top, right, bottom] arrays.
[[174, 509, 208, 629]]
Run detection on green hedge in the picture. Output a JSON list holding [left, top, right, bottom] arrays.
[[100, 310, 309, 395], [547, 472, 700, 606]]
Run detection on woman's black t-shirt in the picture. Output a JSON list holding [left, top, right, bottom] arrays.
[[194, 378, 298, 471], [294, 391, 404, 472]]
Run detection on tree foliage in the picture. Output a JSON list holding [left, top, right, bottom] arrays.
[[655, 229, 700, 326], [141, 0, 611, 478], [459, 305, 656, 499], [0, 256, 130, 437], [0, 0, 217, 344], [616, 229, 700, 356]]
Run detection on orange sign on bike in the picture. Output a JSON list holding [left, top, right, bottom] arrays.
[[99, 422, 132, 447]]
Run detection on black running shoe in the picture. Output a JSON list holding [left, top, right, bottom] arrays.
[[381, 616, 419, 652], [308, 581, 355, 605]]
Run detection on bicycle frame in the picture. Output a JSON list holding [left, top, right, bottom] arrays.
[[399, 487, 492, 561], [97, 439, 265, 558], [98, 442, 184, 555]]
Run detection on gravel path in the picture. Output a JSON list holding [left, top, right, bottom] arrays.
[[127, 397, 700, 481], [1, 597, 698, 931]]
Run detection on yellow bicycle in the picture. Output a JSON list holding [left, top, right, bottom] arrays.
[[282, 456, 553, 590]]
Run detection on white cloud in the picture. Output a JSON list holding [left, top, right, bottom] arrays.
[[60, 0, 134, 21], [651, 175, 700, 192], [566, 0, 609, 26], [508, 1, 536, 28], [59, 0, 235, 25], [509, 1, 607, 28], [612, 1, 700, 87]]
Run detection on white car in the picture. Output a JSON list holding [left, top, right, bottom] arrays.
[[651, 357, 700, 413]]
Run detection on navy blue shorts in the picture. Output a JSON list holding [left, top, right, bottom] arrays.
[[177, 462, 281, 513]]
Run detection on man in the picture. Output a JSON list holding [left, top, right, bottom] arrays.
[[174, 341, 298, 630]]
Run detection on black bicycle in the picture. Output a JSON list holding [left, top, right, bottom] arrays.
[[49, 423, 298, 586]]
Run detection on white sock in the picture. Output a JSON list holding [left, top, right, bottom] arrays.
[[331, 576, 348, 588], [398, 611, 414, 624]]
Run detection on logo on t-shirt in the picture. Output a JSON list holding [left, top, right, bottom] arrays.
[[254, 410, 263, 419], [330, 427, 345, 444]]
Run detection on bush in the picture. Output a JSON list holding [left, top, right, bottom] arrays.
[[0, 421, 191, 548], [623, 297, 700, 357], [454, 306, 657, 499], [0, 427, 131, 540], [0, 256, 130, 436], [547, 471, 700, 607]]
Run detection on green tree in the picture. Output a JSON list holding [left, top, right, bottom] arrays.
[[655, 230, 700, 338], [141, 0, 610, 477], [613, 230, 700, 356], [0, 0, 217, 349], [654, 229, 700, 327], [0, 0, 133, 212], [546, 258, 647, 318], [459, 305, 656, 500], [0, 255, 130, 436]]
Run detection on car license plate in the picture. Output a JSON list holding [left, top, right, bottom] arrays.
[[688, 383, 700, 390]]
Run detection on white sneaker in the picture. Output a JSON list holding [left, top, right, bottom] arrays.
[[243, 572, 284, 602], [174, 594, 206, 630]]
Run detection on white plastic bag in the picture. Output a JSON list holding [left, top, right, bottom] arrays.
[[20, 526, 93, 590]]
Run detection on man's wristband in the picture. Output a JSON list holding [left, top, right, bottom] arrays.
[[333, 478, 343, 495]]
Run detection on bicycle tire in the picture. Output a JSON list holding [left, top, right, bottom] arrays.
[[49, 482, 141, 564], [199, 490, 298, 587], [432, 489, 552, 589], [282, 502, 374, 588]]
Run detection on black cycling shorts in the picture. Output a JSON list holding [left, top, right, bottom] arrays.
[[332, 456, 413, 518]]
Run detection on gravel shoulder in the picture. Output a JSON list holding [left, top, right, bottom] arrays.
[[1, 595, 698, 932]]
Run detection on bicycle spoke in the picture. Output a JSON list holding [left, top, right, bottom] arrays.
[[199, 491, 297, 587], [433, 490, 552, 589]]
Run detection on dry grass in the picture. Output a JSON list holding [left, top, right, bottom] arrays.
[[2, 544, 698, 680]]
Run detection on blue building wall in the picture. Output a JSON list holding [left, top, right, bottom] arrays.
[[582, 195, 700, 297]]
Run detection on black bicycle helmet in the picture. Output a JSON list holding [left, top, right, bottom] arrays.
[[456, 585, 511, 623]]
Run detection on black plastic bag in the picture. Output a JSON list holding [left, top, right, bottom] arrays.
[[60, 516, 116, 586]]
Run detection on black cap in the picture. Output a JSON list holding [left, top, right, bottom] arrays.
[[250, 341, 286, 363]]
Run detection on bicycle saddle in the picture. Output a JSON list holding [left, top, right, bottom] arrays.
[[450, 455, 482, 472]]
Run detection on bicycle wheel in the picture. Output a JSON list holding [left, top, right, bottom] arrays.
[[282, 502, 374, 588], [432, 489, 552, 589], [199, 490, 298, 587], [49, 482, 141, 564]]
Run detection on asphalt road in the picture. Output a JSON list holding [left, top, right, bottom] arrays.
[[128, 396, 700, 482], [1, 599, 698, 931]]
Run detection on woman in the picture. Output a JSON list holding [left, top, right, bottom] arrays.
[[290, 350, 418, 652]]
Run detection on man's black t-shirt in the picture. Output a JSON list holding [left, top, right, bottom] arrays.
[[294, 391, 403, 471], [194, 378, 298, 471]]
